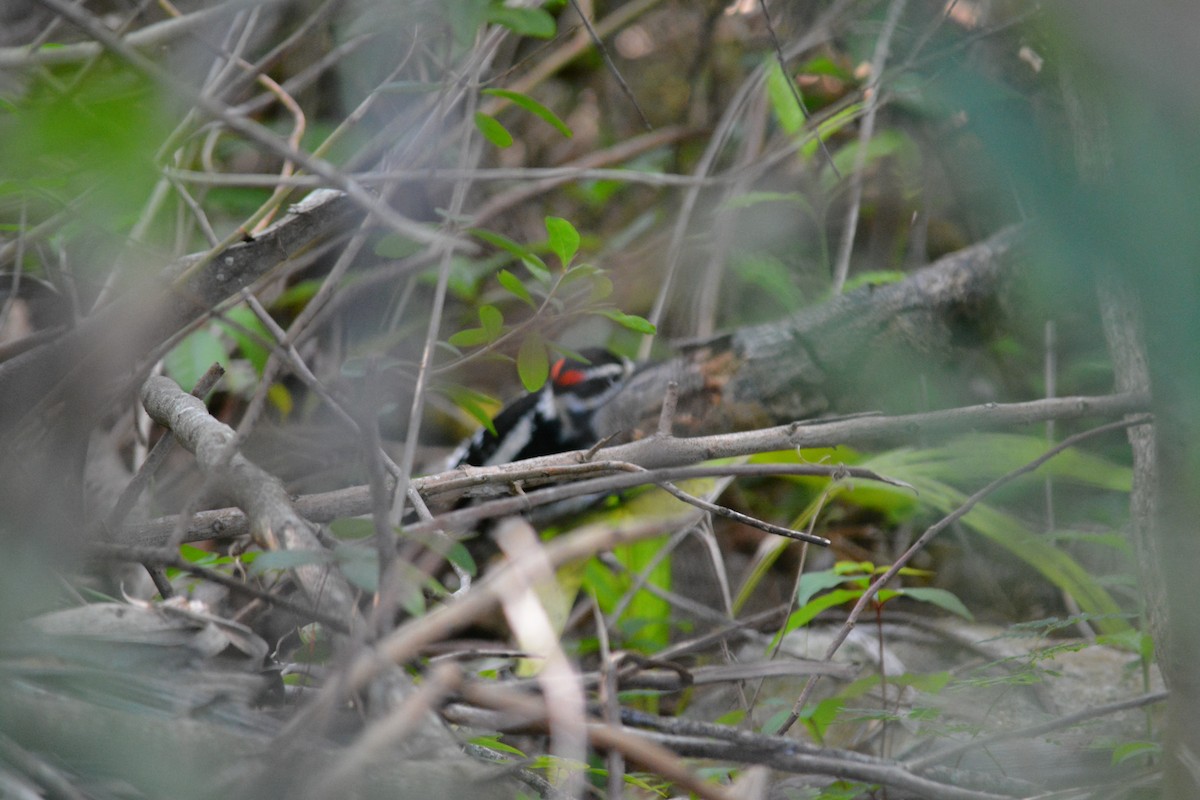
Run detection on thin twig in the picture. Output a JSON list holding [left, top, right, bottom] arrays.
[[566, 0, 652, 130], [830, 0, 908, 293], [91, 542, 351, 633], [756, 0, 839, 177]]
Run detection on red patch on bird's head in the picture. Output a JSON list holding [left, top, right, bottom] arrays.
[[551, 358, 586, 387]]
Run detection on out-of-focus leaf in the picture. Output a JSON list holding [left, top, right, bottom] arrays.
[[164, 328, 226, 393], [486, 6, 556, 38], [498, 268, 536, 306], [892, 587, 974, 620], [478, 304, 504, 339], [447, 327, 490, 347], [599, 309, 656, 334], [474, 112, 513, 148], [517, 332, 549, 392], [766, 61, 803, 135], [220, 306, 272, 376], [483, 88, 572, 137]]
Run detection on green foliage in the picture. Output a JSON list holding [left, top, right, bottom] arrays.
[[482, 89, 573, 137], [0, 67, 168, 238], [516, 331, 550, 391], [164, 327, 227, 393], [766, 61, 805, 136], [545, 215, 581, 268], [738, 434, 1134, 636], [769, 561, 972, 651], [474, 112, 514, 148], [485, 4, 556, 38], [448, 216, 652, 398]]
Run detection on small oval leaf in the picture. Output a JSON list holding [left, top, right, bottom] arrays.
[[486, 6, 556, 39], [498, 268, 536, 307], [482, 88, 573, 138], [447, 327, 490, 347], [474, 112, 513, 148], [545, 216, 580, 268], [478, 304, 504, 339], [470, 228, 548, 273], [600, 309, 656, 334], [517, 333, 549, 392]]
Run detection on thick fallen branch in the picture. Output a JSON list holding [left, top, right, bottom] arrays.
[[597, 225, 1024, 438], [118, 391, 1148, 547], [139, 374, 361, 627]]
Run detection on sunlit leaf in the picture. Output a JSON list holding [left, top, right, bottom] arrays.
[[545, 216, 580, 268]]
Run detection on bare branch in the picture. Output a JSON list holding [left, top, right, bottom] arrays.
[[139, 374, 362, 627]]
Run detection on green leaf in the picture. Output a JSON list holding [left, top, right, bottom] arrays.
[[447, 327, 490, 347], [588, 273, 614, 301], [599, 309, 656, 334], [478, 304, 504, 339], [456, 395, 497, 436], [486, 6, 556, 39], [251, 549, 330, 571], [483, 88, 572, 137], [829, 129, 919, 179], [797, 55, 854, 81], [766, 60, 803, 135], [444, 384, 500, 436], [443, 539, 478, 577], [469, 228, 549, 276], [769, 588, 864, 650], [1111, 741, 1159, 766], [796, 568, 853, 607], [497, 268, 536, 306], [522, 256, 552, 285], [374, 232, 424, 258], [267, 383, 292, 417], [165, 327, 226, 393], [220, 305, 272, 376], [335, 547, 379, 593], [801, 102, 863, 161], [893, 587, 974, 620], [469, 734, 526, 757], [545, 216, 580, 268], [561, 263, 603, 284], [841, 270, 907, 292], [474, 112, 513, 148], [329, 518, 375, 540], [856, 442, 1134, 636], [517, 332, 549, 392]]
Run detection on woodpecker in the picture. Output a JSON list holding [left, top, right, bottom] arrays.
[[448, 348, 634, 469]]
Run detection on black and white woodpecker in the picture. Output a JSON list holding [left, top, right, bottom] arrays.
[[447, 348, 634, 469]]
